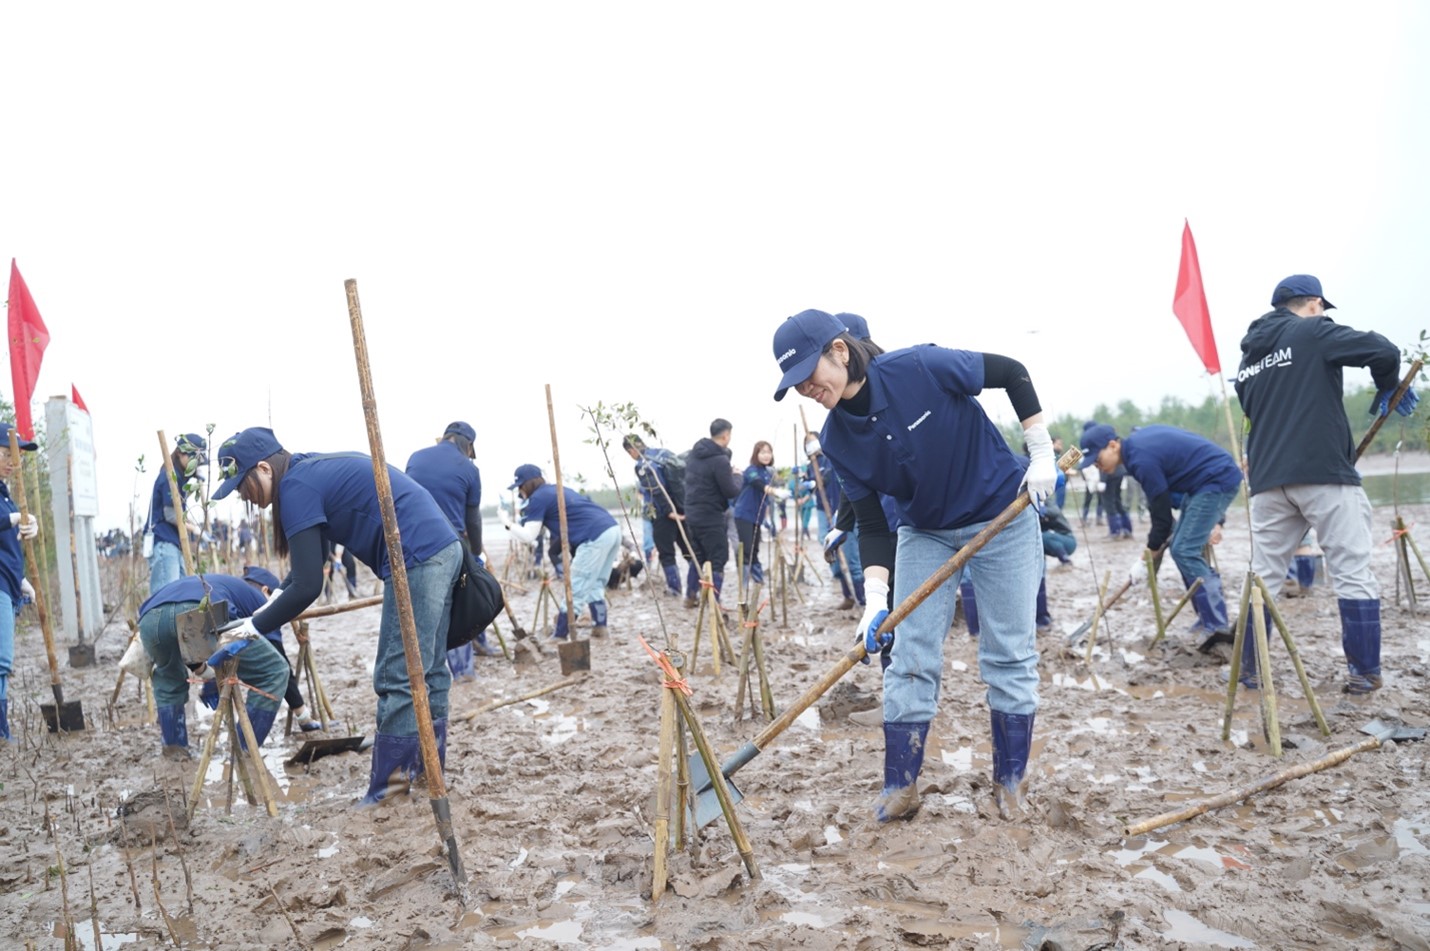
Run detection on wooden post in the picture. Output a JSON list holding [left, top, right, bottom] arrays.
[[1248, 585, 1282, 757], [543, 384, 582, 646], [156, 431, 197, 576], [1221, 571, 1255, 741], [651, 663, 677, 900]]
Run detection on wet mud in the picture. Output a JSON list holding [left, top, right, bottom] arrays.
[[2, 502, 1429, 949]]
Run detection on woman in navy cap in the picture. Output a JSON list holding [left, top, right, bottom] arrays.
[[0, 422, 40, 742], [771, 309, 1057, 822], [144, 432, 207, 595], [211, 427, 462, 805]]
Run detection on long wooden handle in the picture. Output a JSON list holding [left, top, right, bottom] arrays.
[[747, 448, 1082, 753], [1355, 358, 1423, 461], [294, 595, 384, 620], [544, 385, 579, 634], [8, 430, 61, 696], [157, 429, 197, 576]]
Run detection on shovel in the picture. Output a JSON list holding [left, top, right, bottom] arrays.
[[287, 733, 370, 765], [688, 449, 1083, 828], [558, 637, 591, 676], [1125, 718, 1425, 837], [9, 430, 85, 733]]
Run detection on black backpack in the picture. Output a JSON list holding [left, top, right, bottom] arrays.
[[448, 547, 504, 649], [661, 451, 688, 510]]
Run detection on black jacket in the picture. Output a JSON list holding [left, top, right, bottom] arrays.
[[1234, 309, 1400, 495], [684, 438, 740, 525]]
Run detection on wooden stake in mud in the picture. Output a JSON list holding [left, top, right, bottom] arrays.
[[651, 653, 678, 900], [544, 384, 591, 675], [156, 430, 197, 576], [289, 621, 337, 733], [453, 675, 585, 722], [345, 278, 467, 895], [1144, 549, 1167, 643], [293, 595, 384, 620], [9, 429, 84, 731], [1150, 577, 1202, 646], [1083, 570, 1112, 666]]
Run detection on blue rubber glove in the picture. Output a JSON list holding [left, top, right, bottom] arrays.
[[822, 528, 848, 564], [857, 577, 892, 665], [206, 638, 252, 669], [200, 680, 220, 710], [1371, 387, 1419, 418]]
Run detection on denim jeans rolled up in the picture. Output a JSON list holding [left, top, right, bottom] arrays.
[[884, 507, 1042, 722], [374, 539, 463, 735], [147, 540, 185, 596], [139, 600, 289, 710], [1168, 489, 1239, 586]]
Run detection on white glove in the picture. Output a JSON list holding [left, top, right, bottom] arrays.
[[1081, 467, 1100, 490], [20, 578, 35, 601], [118, 636, 153, 680], [823, 527, 848, 554], [804, 434, 822, 457], [857, 577, 891, 644], [1128, 557, 1148, 586], [263, 586, 284, 608], [1020, 423, 1057, 512], [498, 506, 513, 529], [217, 616, 261, 647], [770, 486, 790, 502], [10, 512, 38, 539]]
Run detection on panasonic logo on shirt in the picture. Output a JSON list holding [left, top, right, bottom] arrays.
[[1237, 346, 1293, 383], [907, 410, 932, 431], [777, 348, 798, 367]]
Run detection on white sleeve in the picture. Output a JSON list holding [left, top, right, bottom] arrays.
[[506, 519, 543, 544]]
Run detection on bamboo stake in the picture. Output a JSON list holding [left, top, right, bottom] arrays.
[[1249, 585, 1282, 757], [1159, 577, 1203, 631], [673, 687, 759, 880], [228, 670, 279, 817], [1251, 574, 1330, 738], [543, 383, 583, 656], [293, 596, 383, 620], [155, 431, 196, 576], [345, 279, 466, 894], [1125, 732, 1394, 837], [454, 675, 585, 722], [1083, 570, 1112, 665], [1221, 571, 1255, 741], [1145, 549, 1167, 644], [651, 665, 677, 900], [673, 655, 691, 853], [9, 430, 71, 719]]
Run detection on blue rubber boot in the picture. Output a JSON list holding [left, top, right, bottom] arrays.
[[960, 581, 980, 637], [1339, 599, 1383, 694], [1238, 605, 1274, 689], [589, 601, 608, 638], [750, 560, 765, 585], [552, 610, 570, 640], [1035, 578, 1052, 633], [991, 710, 1035, 820], [0, 698, 8, 742], [663, 564, 682, 597], [1295, 555, 1318, 590], [157, 703, 189, 757], [1189, 573, 1232, 639], [684, 564, 701, 608], [711, 572, 724, 606], [361, 732, 422, 805], [446, 642, 477, 681], [874, 721, 930, 822], [239, 702, 278, 750]]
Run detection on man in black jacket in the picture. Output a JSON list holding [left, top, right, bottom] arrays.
[[683, 418, 742, 609], [1234, 274, 1417, 694]]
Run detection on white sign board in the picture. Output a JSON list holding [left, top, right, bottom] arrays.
[[66, 403, 100, 517]]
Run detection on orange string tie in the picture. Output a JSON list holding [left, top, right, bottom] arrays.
[[699, 578, 716, 590], [638, 635, 692, 696], [1385, 525, 1412, 544]]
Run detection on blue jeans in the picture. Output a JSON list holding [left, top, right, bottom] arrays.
[[1042, 530, 1076, 559], [139, 600, 290, 710], [817, 506, 864, 583], [374, 540, 463, 734], [0, 590, 14, 701], [884, 507, 1042, 721], [557, 526, 623, 611], [148, 540, 185, 595], [1169, 489, 1239, 586]]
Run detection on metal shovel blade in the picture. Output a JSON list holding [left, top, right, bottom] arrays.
[[176, 599, 230, 666], [687, 750, 745, 829], [1360, 719, 1427, 743], [286, 734, 369, 765], [557, 638, 591, 676], [41, 701, 86, 733]]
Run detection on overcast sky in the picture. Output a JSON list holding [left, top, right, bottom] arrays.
[[3, 2, 1427, 532]]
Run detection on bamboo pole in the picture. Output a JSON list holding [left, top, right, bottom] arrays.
[[1221, 572, 1255, 741], [1249, 585, 1281, 757], [543, 384, 581, 648], [293, 595, 383, 620], [651, 666, 677, 900], [1145, 549, 1167, 644], [1251, 574, 1329, 738], [8, 430, 69, 715], [673, 686, 759, 880], [453, 676, 585, 722], [1083, 570, 1111, 666], [1158, 577, 1203, 633], [345, 278, 466, 894], [156, 431, 196, 576]]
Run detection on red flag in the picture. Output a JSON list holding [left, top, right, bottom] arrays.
[[7, 259, 50, 440], [1172, 220, 1220, 375], [71, 384, 88, 413]]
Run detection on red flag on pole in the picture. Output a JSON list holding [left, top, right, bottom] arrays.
[[7, 259, 50, 440], [71, 384, 88, 414], [1172, 220, 1220, 375]]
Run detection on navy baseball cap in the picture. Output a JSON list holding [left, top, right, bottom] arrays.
[[1079, 424, 1118, 468], [212, 427, 284, 500], [241, 565, 282, 590], [0, 422, 38, 452], [509, 463, 543, 489], [1271, 274, 1335, 310], [176, 433, 209, 463], [835, 312, 870, 341], [773, 309, 848, 401], [444, 421, 476, 442]]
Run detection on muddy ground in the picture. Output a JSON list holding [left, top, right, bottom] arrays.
[[2, 498, 1429, 950]]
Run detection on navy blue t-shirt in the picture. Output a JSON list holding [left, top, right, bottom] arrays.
[[821, 345, 1027, 531], [521, 484, 616, 547], [733, 465, 774, 523], [139, 573, 278, 636], [279, 453, 458, 579], [405, 440, 482, 535], [1120, 425, 1242, 500], [147, 470, 194, 547], [0, 483, 25, 604]]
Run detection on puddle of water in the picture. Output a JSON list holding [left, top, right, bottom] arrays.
[[927, 792, 977, 814], [70, 923, 140, 950], [510, 846, 529, 868], [1394, 818, 1429, 856], [1050, 672, 1099, 691], [948, 659, 968, 672], [1160, 908, 1254, 948], [1134, 865, 1182, 893], [516, 920, 584, 944], [822, 824, 843, 845], [794, 707, 821, 733], [317, 844, 339, 859], [540, 713, 587, 745], [939, 745, 975, 771], [1119, 648, 1145, 665], [350, 916, 375, 929], [781, 907, 846, 927]]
